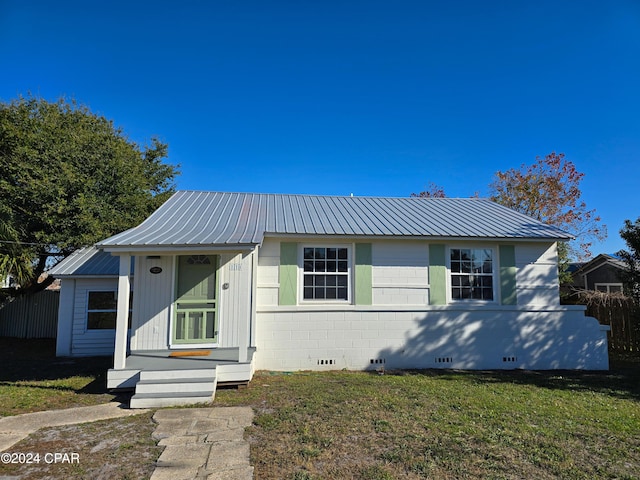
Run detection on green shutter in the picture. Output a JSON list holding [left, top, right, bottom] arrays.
[[429, 244, 447, 305], [355, 243, 372, 305], [499, 245, 518, 305], [279, 242, 297, 305]]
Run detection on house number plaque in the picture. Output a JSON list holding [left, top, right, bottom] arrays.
[[149, 267, 162, 274]]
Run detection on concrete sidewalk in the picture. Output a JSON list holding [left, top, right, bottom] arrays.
[[0, 402, 149, 452], [151, 407, 254, 480]]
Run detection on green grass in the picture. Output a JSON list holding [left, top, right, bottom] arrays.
[[216, 363, 640, 479], [0, 338, 117, 416]]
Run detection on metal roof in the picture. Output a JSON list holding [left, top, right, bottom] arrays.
[[97, 191, 572, 250], [49, 247, 120, 277]]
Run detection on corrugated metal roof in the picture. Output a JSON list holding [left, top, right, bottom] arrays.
[[49, 247, 120, 277], [97, 191, 572, 250]]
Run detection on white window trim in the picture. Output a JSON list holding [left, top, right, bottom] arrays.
[[298, 243, 352, 304], [594, 283, 624, 294], [86, 290, 118, 331], [446, 244, 499, 305], [85, 289, 133, 332]]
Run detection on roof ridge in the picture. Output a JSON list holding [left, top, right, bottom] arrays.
[[174, 190, 486, 201]]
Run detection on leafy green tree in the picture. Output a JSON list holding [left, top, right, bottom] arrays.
[[617, 218, 640, 300], [489, 152, 606, 283], [0, 95, 179, 293]]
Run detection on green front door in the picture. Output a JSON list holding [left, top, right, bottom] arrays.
[[173, 255, 219, 344]]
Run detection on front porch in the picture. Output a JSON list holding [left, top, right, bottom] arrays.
[[107, 347, 256, 408]]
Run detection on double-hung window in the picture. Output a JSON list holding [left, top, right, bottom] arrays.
[[450, 248, 494, 301], [303, 247, 349, 300], [87, 291, 132, 329]]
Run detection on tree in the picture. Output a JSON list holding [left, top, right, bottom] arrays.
[[410, 182, 446, 198], [489, 153, 605, 279], [617, 218, 640, 300], [0, 95, 179, 294]]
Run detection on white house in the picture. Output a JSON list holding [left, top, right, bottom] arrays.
[[51, 191, 610, 408]]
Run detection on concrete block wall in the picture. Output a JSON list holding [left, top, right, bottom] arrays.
[[254, 307, 609, 371]]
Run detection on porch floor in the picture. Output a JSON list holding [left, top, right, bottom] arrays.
[[124, 347, 256, 371]]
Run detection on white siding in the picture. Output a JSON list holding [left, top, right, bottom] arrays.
[[118, 251, 255, 351], [256, 239, 279, 307], [372, 241, 429, 306], [515, 243, 560, 306], [130, 256, 174, 350], [218, 252, 253, 348], [71, 278, 120, 356]]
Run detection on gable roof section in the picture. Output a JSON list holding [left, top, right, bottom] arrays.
[[97, 191, 572, 250]]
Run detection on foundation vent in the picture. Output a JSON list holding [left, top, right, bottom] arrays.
[[502, 356, 518, 363], [370, 358, 386, 365], [317, 359, 336, 366], [435, 357, 453, 364]]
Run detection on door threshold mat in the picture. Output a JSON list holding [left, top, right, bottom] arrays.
[[168, 350, 212, 357]]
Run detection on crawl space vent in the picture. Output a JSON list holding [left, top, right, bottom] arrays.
[[502, 356, 518, 363], [317, 359, 336, 366], [435, 357, 453, 364]]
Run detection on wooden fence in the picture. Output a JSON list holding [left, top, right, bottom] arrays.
[[0, 290, 59, 338], [564, 290, 640, 355]]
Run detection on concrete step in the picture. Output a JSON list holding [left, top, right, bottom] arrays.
[[130, 391, 215, 409], [135, 377, 216, 394], [130, 367, 218, 408]]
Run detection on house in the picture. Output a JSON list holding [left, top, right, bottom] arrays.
[[51, 191, 610, 408], [568, 254, 626, 294]]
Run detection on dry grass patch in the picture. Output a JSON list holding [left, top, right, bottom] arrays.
[[0, 412, 161, 480], [216, 366, 640, 479]]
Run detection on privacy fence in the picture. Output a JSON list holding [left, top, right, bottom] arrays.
[[0, 290, 59, 338], [564, 290, 640, 356]]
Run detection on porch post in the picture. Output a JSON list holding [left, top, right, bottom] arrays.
[[237, 250, 252, 363], [113, 254, 131, 370]]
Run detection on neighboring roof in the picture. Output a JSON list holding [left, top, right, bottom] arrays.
[[49, 247, 120, 277], [571, 253, 627, 277], [97, 191, 572, 250]]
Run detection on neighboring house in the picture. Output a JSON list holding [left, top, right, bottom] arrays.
[[568, 254, 626, 294], [51, 191, 610, 408]]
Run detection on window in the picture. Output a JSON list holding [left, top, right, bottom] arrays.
[[186, 255, 211, 265], [450, 248, 494, 301], [303, 247, 349, 300], [87, 291, 132, 330], [594, 283, 623, 294]]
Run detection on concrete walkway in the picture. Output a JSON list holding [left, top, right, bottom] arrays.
[[0, 402, 149, 452], [151, 407, 254, 480], [0, 403, 254, 480]]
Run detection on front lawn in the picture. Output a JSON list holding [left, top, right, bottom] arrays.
[[216, 365, 640, 479], [2, 337, 639, 479]]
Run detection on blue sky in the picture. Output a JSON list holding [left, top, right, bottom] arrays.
[[1, 1, 639, 256]]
